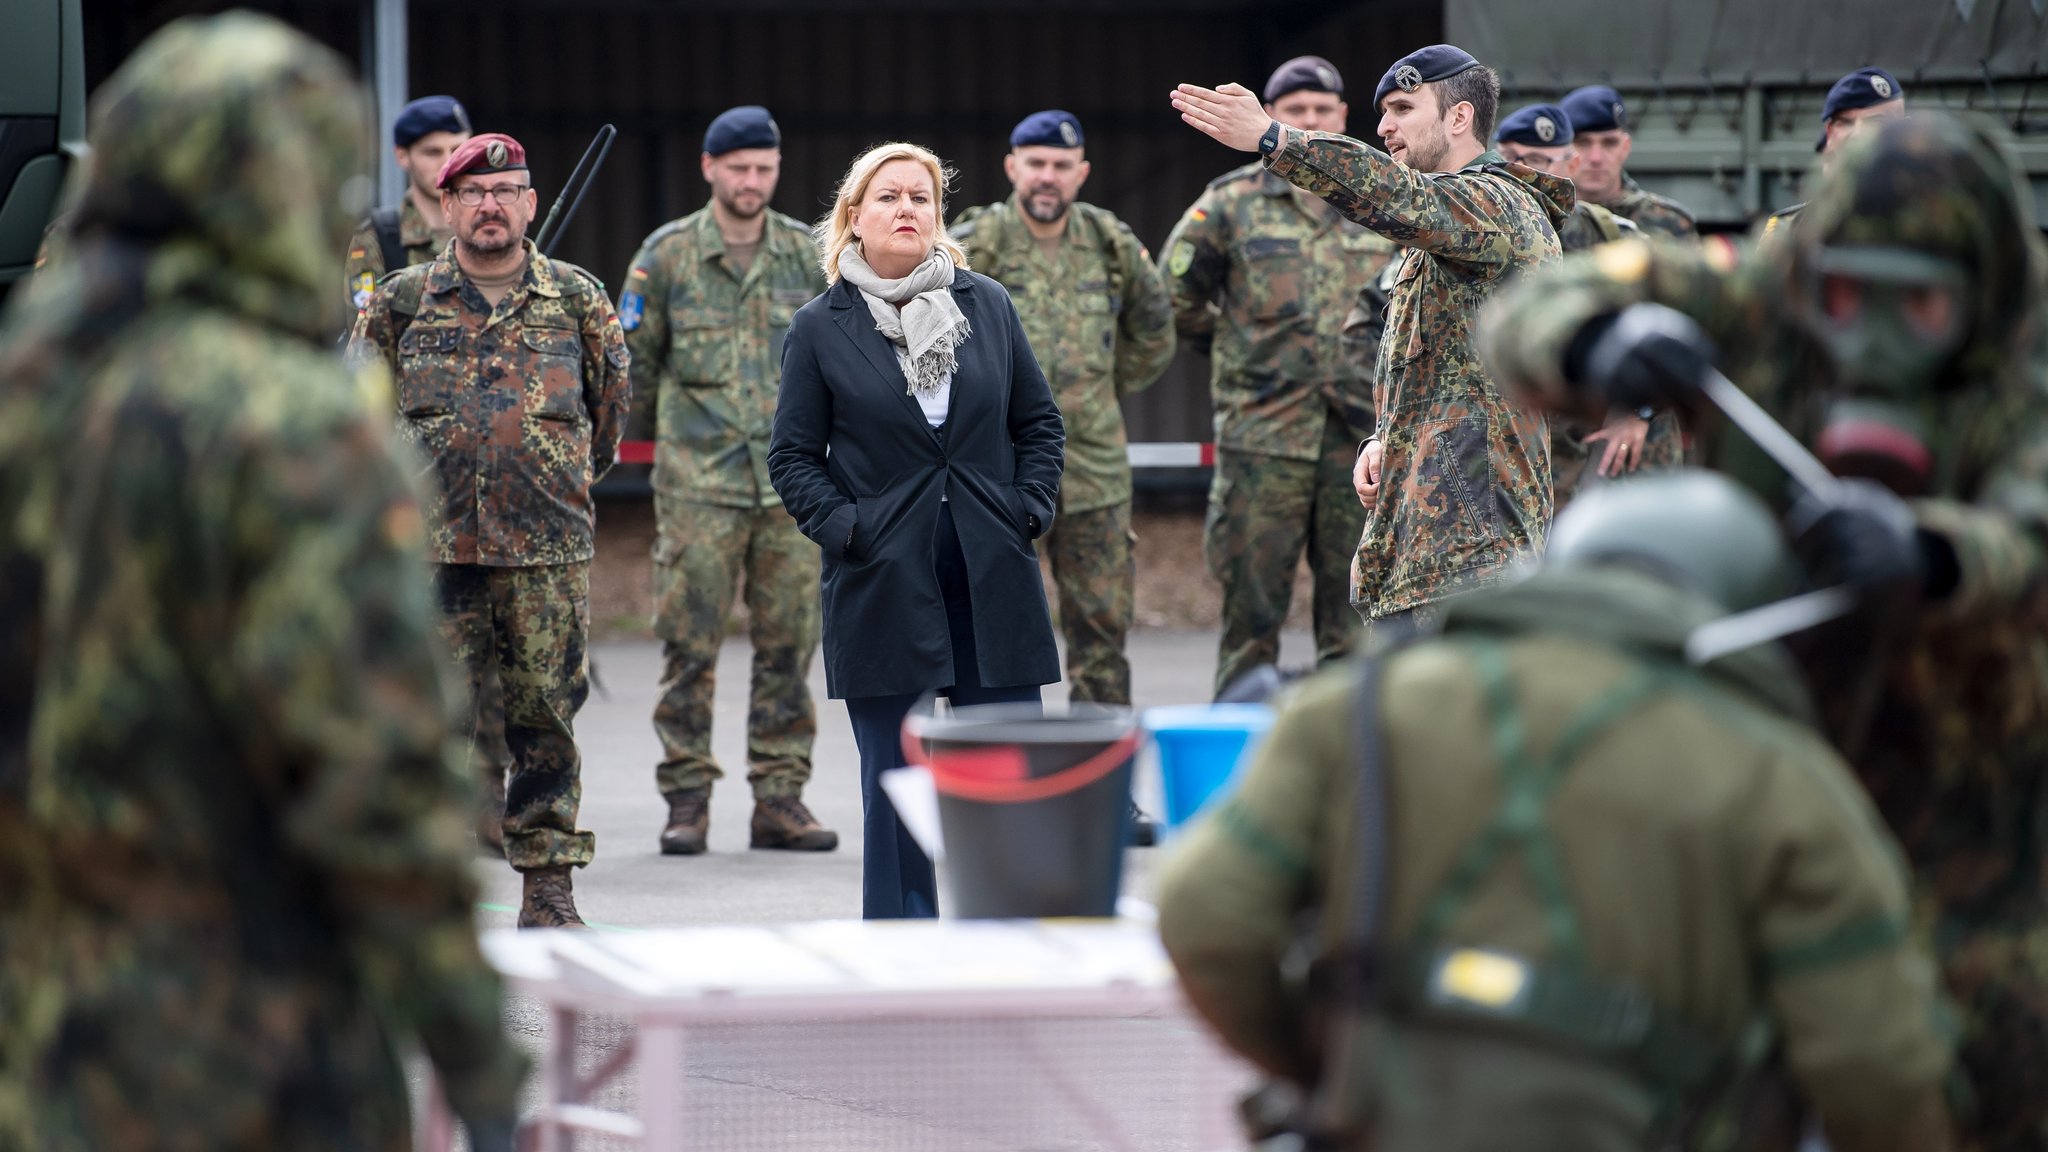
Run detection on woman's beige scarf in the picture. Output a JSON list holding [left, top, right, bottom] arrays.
[[839, 244, 971, 398]]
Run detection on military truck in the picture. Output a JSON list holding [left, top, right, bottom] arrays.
[[1448, 0, 2048, 228], [0, 0, 86, 302]]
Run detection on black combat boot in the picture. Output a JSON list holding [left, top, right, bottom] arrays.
[[750, 795, 839, 851], [659, 788, 711, 856], [517, 866, 585, 928]]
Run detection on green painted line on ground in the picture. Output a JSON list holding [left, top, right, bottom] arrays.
[[477, 901, 639, 934]]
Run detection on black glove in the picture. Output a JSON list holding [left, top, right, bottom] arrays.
[[1570, 303, 1719, 411], [1789, 479, 1923, 604]]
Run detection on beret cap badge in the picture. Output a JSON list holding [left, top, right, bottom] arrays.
[[1394, 65, 1423, 92], [485, 140, 507, 168], [1059, 120, 1078, 146], [1534, 116, 1557, 143], [1871, 75, 1894, 98]]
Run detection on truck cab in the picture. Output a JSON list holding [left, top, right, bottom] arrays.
[[0, 0, 86, 301]]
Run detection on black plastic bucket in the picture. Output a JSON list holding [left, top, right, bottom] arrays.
[[902, 703, 1139, 919]]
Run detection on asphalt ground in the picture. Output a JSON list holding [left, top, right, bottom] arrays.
[[455, 629, 1315, 1150]]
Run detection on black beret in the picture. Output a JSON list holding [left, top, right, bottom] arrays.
[[1010, 109, 1084, 150], [1373, 44, 1482, 111], [1561, 86, 1626, 134], [393, 95, 470, 148], [1497, 102, 1574, 147], [703, 105, 781, 157], [1263, 56, 1344, 104]]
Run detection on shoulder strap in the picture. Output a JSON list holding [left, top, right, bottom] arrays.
[[371, 206, 403, 276], [1302, 656, 1391, 1136]]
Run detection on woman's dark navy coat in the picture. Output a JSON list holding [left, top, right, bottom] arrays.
[[769, 270, 1064, 699]]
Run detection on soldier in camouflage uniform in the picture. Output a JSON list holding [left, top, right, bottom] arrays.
[[351, 131, 631, 927], [342, 94, 470, 310], [1559, 86, 1697, 240], [343, 94, 513, 858], [1173, 45, 1570, 643], [951, 110, 1174, 706], [619, 106, 836, 857], [1481, 111, 2048, 1151], [0, 15, 525, 1149], [1757, 68, 1908, 243], [1161, 58, 1397, 695], [1493, 101, 1682, 508], [1157, 471, 1953, 1152]]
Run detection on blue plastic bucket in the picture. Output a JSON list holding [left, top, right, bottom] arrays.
[[1143, 704, 1275, 828]]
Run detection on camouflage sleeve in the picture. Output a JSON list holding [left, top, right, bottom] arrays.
[[342, 218, 386, 314], [581, 281, 630, 482], [1159, 188, 1229, 354], [1734, 736, 1952, 1148], [1915, 413, 2048, 618], [1112, 224, 1175, 397], [1156, 671, 1345, 1084], [1264, 128, 1542, 271], [343, 282, 403, 389], [1477, 236, 1770, 416], [619, 237, 669, 443], [248, 396, 526, 1131]]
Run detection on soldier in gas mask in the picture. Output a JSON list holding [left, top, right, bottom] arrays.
[[1479, 110, 2048, 1150]]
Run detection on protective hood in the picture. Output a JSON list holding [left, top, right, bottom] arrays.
[[1438, 565, 1818, 726], [65, 12, 372, 341], [1786, 111, 2045, 392]]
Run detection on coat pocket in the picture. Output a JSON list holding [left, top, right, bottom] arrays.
[[395, 324, 463, 415], [521, 326, 587, 423], [1404, 417, 1506, 547]]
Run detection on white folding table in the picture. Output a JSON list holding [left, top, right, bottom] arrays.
[[421, 919, 1248, 1152]]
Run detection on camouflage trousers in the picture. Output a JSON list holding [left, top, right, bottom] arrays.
[[1550, 410, 1686, 509], [652, 501, 820, 800], [1043, 501, 1136, 705], [433, 562, 594, 871], [1944, 921, 2048, 1151], [469, 659, 512, 841], [1206, 422, 1367, 697]]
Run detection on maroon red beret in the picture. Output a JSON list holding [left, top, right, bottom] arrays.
[[436, 132, 528, 189]]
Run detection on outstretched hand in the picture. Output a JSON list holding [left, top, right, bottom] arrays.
[[1171, 83, 1274, 152]]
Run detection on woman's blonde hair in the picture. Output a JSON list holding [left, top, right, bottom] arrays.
[[816, 141, 968, 284]]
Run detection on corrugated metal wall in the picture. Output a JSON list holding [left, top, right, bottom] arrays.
[[82, 0, 1441, 443]]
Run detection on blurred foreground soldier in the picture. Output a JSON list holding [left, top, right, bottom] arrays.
[[351, 131, 631, 927], [619, 106, 836, 857], [1560, 85, 1697, 239], [1494, 101, 1678, 506], [1480, 112, 2048, 1149], [344, 94, 471, 308], [346, 93, 512, 856], [1161, 57, 1395, 693], [0, 14, 525, 1149], [1172, 45, 1568, 642], [1159, 471, 1953, 1152], [953, 110, 1174, 709], [1759, 68, 1908, 241]]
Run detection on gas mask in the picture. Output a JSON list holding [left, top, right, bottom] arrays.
[[1809, 246, 1971, 495]]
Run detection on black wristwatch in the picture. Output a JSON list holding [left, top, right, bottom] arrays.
[[1258, 120, 1284, 158]]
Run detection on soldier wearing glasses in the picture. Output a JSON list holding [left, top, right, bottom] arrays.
[[349, 132, 631, 928]]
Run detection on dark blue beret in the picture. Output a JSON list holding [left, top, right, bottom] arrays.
[[1010, 109, 1084, 150], [703, 105, 781, 157], [1263, 56, 1344, 104], [393, 96, 470, 148], [1823, 67, 1903, 122], [1561, 85, 1627, 134], [1497, 103, 1574, 147], [1373, 44, 1482, 110]]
